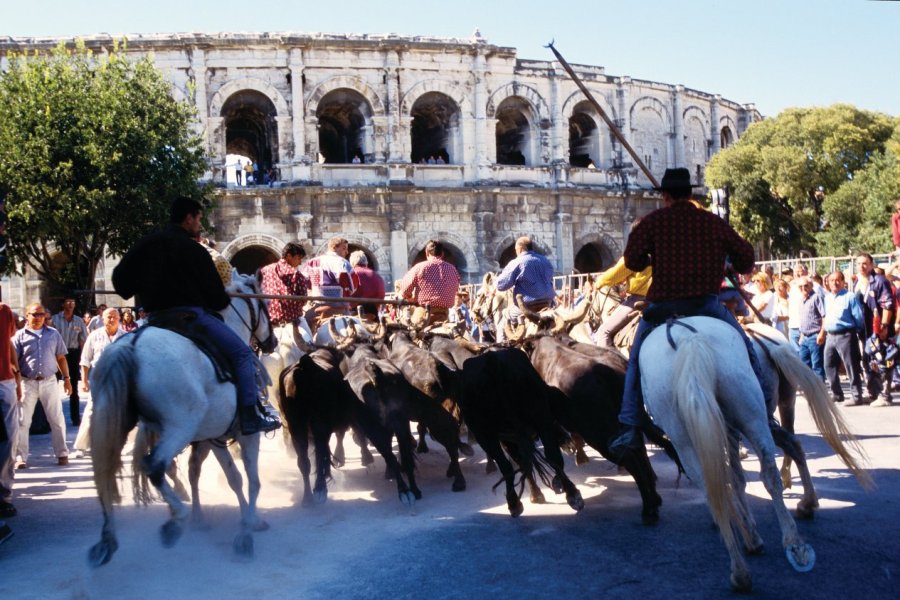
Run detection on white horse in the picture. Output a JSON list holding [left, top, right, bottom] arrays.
[[639, 316, 870, 592], [88, 272, 277, 567]]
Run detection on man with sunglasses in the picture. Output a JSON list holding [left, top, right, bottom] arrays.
[[12, 304, 71, 468]]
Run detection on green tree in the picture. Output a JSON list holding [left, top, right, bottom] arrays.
[[0, 40, 210, 302], [705, 104, 896, 256], [817, 125, 900, 255]]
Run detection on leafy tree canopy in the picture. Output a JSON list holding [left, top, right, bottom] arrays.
[[0, 39, 210, 303], [705, 104, 896, 257]]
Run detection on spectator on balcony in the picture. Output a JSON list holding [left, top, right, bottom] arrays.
[[351, 154, 362, 164], [427, 156, 436, 165], [234, 160, 243, 186], [435, 155, 446, 165]]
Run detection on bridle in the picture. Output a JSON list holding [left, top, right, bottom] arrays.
[[229, 292, 278, 354]]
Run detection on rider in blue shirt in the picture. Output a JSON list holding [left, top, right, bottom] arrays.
[[496, 236, 556, 320]]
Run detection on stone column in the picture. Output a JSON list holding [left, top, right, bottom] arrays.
[[710, 95, 721, 155], [673, 85, 685, 168], [472, 52, 489, 181], [189, 48, 209, 151], [390, 225, 408, 288], [385, 50, 403, 163], [550, 65, 566, 164], [555, 211, 574, 274], [616, 76, 631, 150], [289, 49, 306, 164]]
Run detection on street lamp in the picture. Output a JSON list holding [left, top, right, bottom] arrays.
[[711, 186, 730, 224]]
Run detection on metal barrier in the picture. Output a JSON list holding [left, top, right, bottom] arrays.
[[756, 253, 894, 277]]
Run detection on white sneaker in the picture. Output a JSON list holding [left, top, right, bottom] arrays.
[[72, 450, 87, 459], [870, 397, 893, 407]]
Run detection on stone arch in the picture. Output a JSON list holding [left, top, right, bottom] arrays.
[[683, 105, 710, 182], [494, 96, 541, 166], [486, 82, 550, 121], [400, 79, 471, 116], [561, 88, 617, 122], [221, 234, 284, 263], [719, 116, 738, 149], [407, 231, 479, 281], [313, 88, 377, 163], [630, 96, 672, 182], [573, 233, 620, 274], [408, 92, 463, 164], [305, 75, 386, 117], [209, 77, 290, 118]]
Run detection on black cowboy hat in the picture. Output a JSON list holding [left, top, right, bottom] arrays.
[[653, 167, 699, 194]]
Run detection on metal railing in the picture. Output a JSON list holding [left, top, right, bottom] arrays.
[[756, 253, 894, 277]]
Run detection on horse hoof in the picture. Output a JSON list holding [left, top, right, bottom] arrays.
[[730, 572, 753, 594], [530, 492, 547, 505], [551, 476, 564, 495], [796, 501, 817, 520], [786, 543, 816, 572], [399, 491, 416, 508], [412, 488, 423, 500], [509, 500, 524, 518], [575, 449, 589, 466], [459, 442, 474, 457], [567, 492, 585, 512], [251, 520, 271, 532], [233, 532, 254, 559], [451, 478, 466, 492], [160, 520, 183, 548], [88, 541, 116, 567], [360, 453, 375, 467], [641, 510, 660, 526], [313, 489, 328, 505]]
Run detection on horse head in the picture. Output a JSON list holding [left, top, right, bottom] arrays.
[[227, 272, 278, 354]]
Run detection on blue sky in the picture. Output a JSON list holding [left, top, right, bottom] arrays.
[[3, 0, 897, 117]]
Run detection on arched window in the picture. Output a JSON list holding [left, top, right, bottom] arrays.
[[222, 90, 279, 173], [495, 97, 535, 166], [568, 103, 600, 168], [410, 92, 460, 164], [230, 245, 279, 275], [316, 89, 374, 164], [720, 126, 734, 149]]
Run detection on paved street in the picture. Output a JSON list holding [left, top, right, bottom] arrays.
[[0, 387, 897, 600]]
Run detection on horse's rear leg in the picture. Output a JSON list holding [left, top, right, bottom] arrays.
[[236, 434, 267, 531], [540, 427, 584, 512], [144, 442, 190, 548], [188, 442, 213, 528], [770, 423, 818, 518], [745, 426, 815, 573]]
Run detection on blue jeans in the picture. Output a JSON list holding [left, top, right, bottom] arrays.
[[620, 294, 772, 427], [797, 334, 825, 381], [789, 328, 801, 353], [184, 307, 258, 410]]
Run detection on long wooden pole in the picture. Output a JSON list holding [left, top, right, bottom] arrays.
[[546, 41, 659, 188]]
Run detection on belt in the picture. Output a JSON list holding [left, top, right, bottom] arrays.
[[524, 300, 552, 311], [24, 376, 47, 381], [827, 329, 853, 335]]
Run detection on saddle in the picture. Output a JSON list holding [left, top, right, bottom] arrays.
[[138, 309, 233, 383]]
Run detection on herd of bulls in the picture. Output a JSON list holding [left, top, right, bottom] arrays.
[[274, 316, 681, 522]]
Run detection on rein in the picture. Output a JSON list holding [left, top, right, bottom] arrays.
[[228, 291, 275, 352], [664, 318, 698, 349]]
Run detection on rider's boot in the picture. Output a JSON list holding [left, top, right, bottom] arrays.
[[239, 404, 282, 435], [608, 425, 644, 459]]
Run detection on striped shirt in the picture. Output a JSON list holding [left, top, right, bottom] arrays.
[[799, 292, 825, 336], [50, 312, 88, 349]]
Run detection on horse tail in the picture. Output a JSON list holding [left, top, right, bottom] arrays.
[[672, 334, 748, 550], [90, 340, 139, 509], [767, 342, 874, 489]]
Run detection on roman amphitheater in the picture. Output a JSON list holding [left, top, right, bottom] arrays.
[[0, 31, 760, 310]]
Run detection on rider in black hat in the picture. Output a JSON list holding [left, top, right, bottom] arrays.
[[609, 168, 773, 456]]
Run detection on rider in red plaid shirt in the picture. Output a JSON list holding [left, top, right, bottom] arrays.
[[258, 242, 309, 326]]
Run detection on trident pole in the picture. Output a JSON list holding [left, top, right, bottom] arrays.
[[546, 41, 659, 188]]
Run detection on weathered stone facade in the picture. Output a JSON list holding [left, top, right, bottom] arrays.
[[0, 32, 759, 309]]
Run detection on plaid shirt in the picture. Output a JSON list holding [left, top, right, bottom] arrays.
[[398, 256, 460, 308], [624, 201, 755, 302], [799, 291, 826, 336], [259, 259, 309, 326]]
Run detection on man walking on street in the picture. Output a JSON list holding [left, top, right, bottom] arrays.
[[50, 297, 88, 426], [823, 271, 865, 404], [12, 303, 72, 467], [0, 300, 21, 519]]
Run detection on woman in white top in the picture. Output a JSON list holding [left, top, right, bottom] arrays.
[[751, 273, 776, 325]]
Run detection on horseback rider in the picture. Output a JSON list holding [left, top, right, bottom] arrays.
[[496, 236, 557, 323], [609, 168, 774, 455], [112, 197, 281, 435]]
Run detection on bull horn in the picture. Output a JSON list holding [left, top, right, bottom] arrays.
[[453, 335, 486, 354], [291, 321, 313, 353]]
